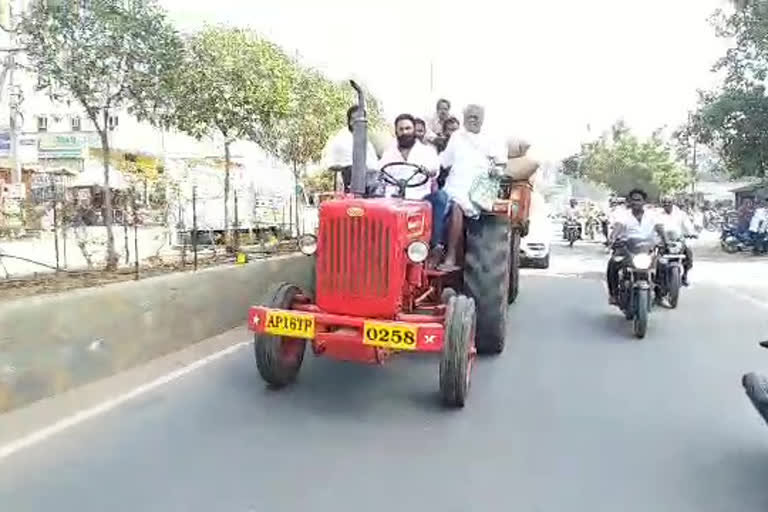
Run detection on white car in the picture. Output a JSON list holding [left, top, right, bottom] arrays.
[[520, 216, 551, 268]]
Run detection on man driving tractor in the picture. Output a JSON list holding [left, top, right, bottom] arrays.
[[378, 114, 450, 258]]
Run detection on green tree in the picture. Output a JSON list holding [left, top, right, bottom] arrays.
[[561, 153, 584, 178], [257, 70, 384, 232], [21, 0, 182, 269], [579, 122, 690, 200], [160, 26, 297, 244], [694, 85, 768, 177], [256, 68, 347, 232], [687, 2, 768, 178]]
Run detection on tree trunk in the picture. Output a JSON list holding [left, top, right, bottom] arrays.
[[224, 140, 231, 248], [293, 162, 301, 237], [100, 110, 118, 270]]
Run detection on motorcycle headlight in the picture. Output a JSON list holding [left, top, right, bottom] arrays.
[[298, 234, 317, 255], [632, 253, 653, 269], [406, 240, 429, 263]]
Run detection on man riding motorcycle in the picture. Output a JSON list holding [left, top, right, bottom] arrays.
[[563, 198, 582, 240], [607, 188, 667, 305], [658, 197, 696, 286]]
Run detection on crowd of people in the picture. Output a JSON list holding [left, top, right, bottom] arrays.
[[321, 98, 507, 271]]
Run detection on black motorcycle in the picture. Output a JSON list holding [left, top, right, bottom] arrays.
[[612, 239, 656, 339], [564, 220, 581, 248], [655, 235, 695, 309], [742, 341, 768, 427]]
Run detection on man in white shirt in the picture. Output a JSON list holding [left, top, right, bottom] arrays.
[[378, 113, 439, 200], [438, 104, 507, 270], [321, 106, 379, 193], [749, 198, 768, 253], [378, 114, 448, 255], [426, 98, 452, 144], [659, 197, 696, 285], [607, 188, 666, 304]]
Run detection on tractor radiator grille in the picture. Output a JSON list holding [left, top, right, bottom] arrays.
[[319, 216, 391, 298]]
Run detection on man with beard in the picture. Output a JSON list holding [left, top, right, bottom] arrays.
[[378, 114, 447, 257]]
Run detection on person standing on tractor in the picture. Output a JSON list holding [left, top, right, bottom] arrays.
[[322, 105, 379, 192], [378, 114, 447, 258], [438, 104, 506, 271], [414, 118, 428, 144], [434, 116, 461, 155], [426, 98, 453, 144]]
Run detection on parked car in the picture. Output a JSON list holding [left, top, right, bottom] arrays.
[[520, 215, 551, 268]]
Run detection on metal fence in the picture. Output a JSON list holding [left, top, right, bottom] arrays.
[[0, 175, 303, 290]]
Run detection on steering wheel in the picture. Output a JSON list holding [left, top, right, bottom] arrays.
[[379, 162, 430, 198]]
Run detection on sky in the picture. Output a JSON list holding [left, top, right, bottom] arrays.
[[160, 0, 734, 161]]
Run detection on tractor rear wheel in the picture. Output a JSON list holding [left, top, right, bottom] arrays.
[[464, 215, 511, 355], [254, 282, 307, 388], [440, 295, 476, 407], [508, 228, 521, 304]]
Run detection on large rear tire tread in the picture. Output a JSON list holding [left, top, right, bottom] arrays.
[[464, 216, 510, 355], [440, 295, 475, 408], [508, 229, 521, 304], [633, 289, 649, 339], [668, 266, 681, 309], [254, 282, 307, 388]]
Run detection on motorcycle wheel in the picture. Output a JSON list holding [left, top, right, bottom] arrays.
[[633, 288, 649, 339], [668, 266, 681, 309], [722, 241, 739, 254]]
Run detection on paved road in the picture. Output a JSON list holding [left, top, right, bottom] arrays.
[[2, 245, 768, 511]]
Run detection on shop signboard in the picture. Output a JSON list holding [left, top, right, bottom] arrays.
[[38, 134, 87, 159]]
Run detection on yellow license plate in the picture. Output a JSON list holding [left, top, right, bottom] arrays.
[[363, 321, 418, 351], [264, 311, 315, 339]]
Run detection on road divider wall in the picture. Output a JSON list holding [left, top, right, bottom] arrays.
[[0, 255, 315, 412]]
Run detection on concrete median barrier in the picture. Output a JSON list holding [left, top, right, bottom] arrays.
[[0, 254, 315, 412]]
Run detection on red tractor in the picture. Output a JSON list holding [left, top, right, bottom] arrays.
[[249, 81, 531, 407]]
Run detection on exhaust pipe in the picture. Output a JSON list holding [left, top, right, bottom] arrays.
[[349, 80, 368, 197]]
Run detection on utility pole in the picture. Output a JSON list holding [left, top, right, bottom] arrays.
[[688, 112, 697, 196], [2, 0, 23, 183]]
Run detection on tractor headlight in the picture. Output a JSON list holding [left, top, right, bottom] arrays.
[[632, 253, 653, 269], [298, 234, 317, 255], [406, 241, 429, 263]]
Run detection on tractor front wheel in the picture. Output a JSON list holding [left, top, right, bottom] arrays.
[[254, 282, 307, 388], [440, 295, 476, 407]]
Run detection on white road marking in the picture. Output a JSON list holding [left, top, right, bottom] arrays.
[[0, 340, 250, 461], [721, 287, 768, 311]]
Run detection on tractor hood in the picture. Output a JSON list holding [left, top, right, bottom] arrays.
[[315, 197, 432, 318]]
